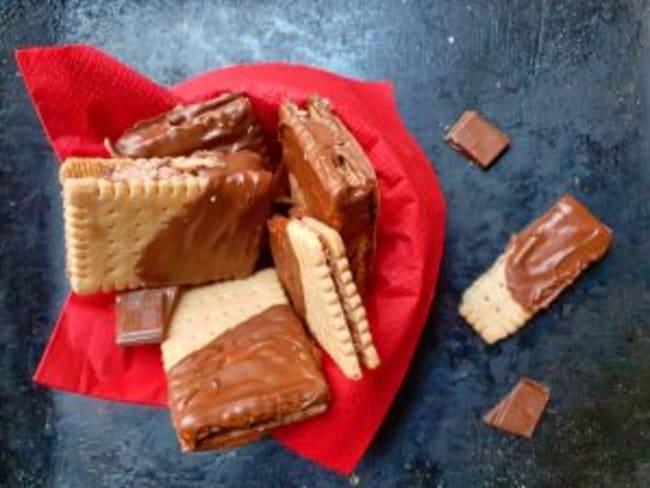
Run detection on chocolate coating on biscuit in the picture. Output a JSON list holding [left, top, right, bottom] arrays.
[[166, 304, 329, 451], [109, 92, 268, 163], [505, 195, 612, 312]]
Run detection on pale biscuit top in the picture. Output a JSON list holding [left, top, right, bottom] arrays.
[[61, 158, 210, 294], [286, 219, 362, 380], [459, 252, 532, 344], [162, 268, 288, 371], [301, 217, 380, 369]]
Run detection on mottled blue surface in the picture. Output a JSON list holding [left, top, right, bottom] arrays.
[[1, 1, 649, 487]]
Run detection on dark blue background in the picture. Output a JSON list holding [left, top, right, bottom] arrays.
[[1, 1, 648, 487]]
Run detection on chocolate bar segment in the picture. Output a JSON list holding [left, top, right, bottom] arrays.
[[505, 195, 613, 312], [115, 287, 179, 345], [166, 304, 329, 451], [108, 92, 268, 163], [279, 96, 378, 296], [445, 110, 509, 168], [483, 378, 550, 438]]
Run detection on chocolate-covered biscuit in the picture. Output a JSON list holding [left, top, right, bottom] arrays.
[[162, 269, 329, 451], [460, 195, 613, 344], [61, 152, 273, 294], [279, 96, 378, 296], [107, 92, 268, 163], [269, 215, 380, 380]]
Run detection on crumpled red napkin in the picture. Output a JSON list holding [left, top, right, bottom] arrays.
[[16, 45, 446, 474]]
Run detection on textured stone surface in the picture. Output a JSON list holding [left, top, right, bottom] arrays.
[[1, 0, 649, 487]]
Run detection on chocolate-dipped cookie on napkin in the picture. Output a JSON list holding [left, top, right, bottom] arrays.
[[279, 96, 379, 296], [162, 269, 329, 451], [60, 152, 273, 294], [107, 92, 269, 165]]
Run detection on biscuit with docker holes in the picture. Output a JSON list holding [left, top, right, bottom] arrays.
[[459, 195, 612, 344], [459, 254, 532, 344], [268, 215, 380, 380], [60, 152, 272, 294], [162, 269, 329, 451]]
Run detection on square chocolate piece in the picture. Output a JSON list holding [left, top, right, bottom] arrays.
[[483, 378, 550, 438], [445, 110, 509, 168], [115, 287, 179, 346]]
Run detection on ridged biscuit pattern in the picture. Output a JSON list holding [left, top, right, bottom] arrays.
[[286, 220, 362, 380], [61, 158, 209, 294], [302, 217, 380, 370], [162, 268, 288, 371], [458, 253, 532, 344]]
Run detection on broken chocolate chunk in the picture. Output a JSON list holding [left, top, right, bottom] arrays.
[[445, 110, 509, 168], [483, 378, 550, 438]]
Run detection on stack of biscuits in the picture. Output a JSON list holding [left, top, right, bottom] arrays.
[[60, 92, 381, 451]]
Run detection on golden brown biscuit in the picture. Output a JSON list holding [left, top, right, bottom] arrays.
[[460, 195, 612, 344], [269, 215, 380, 380], [61, 153, 273, 294]]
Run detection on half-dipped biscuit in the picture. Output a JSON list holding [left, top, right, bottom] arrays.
[[162, 268, 329, 451], [269, 215, 380, 380], [460, 195, 612, 344], [61, 152, 273, 294]]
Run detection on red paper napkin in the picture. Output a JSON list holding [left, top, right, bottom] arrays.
[[16, 45, 446, 474]]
